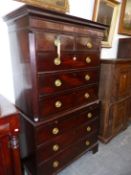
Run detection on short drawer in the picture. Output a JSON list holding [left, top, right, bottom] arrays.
[[38, 69, 100, 95], [36, 109, 99, 145], [76, 36, 100, 51], [36, 120, 98, 163], [38, 84, 98, 118], [35, 32, 74, 51], [37, 133, 97, 175], [37, 51, 100, 71]]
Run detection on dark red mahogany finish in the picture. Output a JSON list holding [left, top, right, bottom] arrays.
[[0, 95, 22, 175], [4, 5, 106, 175]]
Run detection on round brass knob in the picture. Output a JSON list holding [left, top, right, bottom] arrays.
[[52, 128, 59, 135], [55, 101, 62, 108], [85, 140, 90, 146], [53, 161, 59, 168], [52, 144, 59, 152], [87, 42, 93, 49], [54, 79, 62, 87], [86, 57, 91, 63], [54, 58, 61, 65], [84, 93, 90, 99], [85, 74, 90, 81], [87, 126, 91, 132], [87, 112, 92, 118]]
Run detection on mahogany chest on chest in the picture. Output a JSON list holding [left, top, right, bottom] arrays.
[[4, 5, 106, 175]]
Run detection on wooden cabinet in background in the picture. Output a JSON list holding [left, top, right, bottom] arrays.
[[117, 38, 131, 121], [99, 59, 131, 143], [117, 38, 131, 58], [0, 95, 22, 175]]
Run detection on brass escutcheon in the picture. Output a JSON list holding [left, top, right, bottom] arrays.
[[53, 161, 59, 168], [87, 112, 92, 118], [86, 57, 91, 63], [87, 126, 91, 132], [87, 42, 93, 49], [85, 74, 90, 81], [85, 140, 90, 146], [55, 101, 62, 108], [52, 128, 59, 135], [55, 79, 62, 87], [52, 144, 59, 152], [54, 58, 61, 65]]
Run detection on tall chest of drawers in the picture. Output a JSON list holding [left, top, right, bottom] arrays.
[[4, 5, 106, 175]]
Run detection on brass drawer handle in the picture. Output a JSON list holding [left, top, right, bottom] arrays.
[[52, 144, 60, 152], [54, 36, 61, 62], [55, 79, 62, 87], [85, 74, 90, 81], [86, 57, 91, 63], [53, 160, 59, 168], [52, 128, 59, 135], [54, 57, 61, 65], [87, 126, 91, 132], [55, 101, 62, 108], [85, 140, 90, 146], [84, 93, 90, 99], [87, 42, 93, 49], [87, 112, 92, 118]]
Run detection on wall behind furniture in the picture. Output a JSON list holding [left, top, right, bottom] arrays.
[[0, 0, 129, 102]]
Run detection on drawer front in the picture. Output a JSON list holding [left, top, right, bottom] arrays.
[[76, 36, 100, 51], [37, 51, 100, 71], [35, 32, 74, 51], [37, 133, 97, 175], [36, 106, 99, 145], [38, 69, 100, 95], [39, 84, 98, 118], [31, 18, 102, 37], [37, 120, 98, 163]]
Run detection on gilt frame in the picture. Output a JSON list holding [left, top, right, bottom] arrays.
[[92, 0, 120, 48], [13, 0, 69, 13], [118, 0, 131, 35]]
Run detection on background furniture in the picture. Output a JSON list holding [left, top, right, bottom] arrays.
[[117, 38, 131, 58], [4, 5, 106, 175], [99, 59, 131, 143], [0, 95, 22, 175], [117, 38, 131, 121]]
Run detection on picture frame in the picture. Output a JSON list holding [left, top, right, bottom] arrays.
[[118, 0, 131, 35], [13, 0, 69, 13], [92, 0, 120, 48]]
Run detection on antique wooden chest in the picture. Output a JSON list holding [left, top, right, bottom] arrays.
[[4, 5, 106, 175]]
